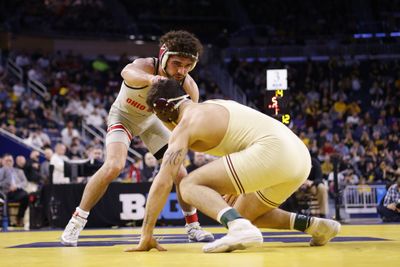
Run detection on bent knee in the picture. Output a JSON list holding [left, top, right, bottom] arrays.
[[179, 176, 196, 201], [173, 166, 188, 185], [179, 176, 191, 192], [102, 159, 125, 180]]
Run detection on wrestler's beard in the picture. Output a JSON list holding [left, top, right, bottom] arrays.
[[165, 69, 185, 81]]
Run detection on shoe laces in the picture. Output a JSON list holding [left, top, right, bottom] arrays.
[[186, 222, 202, 232], [64, 217, 84, 238]]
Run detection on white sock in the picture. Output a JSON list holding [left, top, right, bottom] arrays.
[[182, 208, 197, 216], [289, 213, 296, 230], [76, 207, 90, 219]]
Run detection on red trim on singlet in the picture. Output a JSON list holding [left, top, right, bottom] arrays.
[[107, 124, 133, 141]]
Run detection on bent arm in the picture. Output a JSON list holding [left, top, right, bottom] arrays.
[[121, 58, 155, 88], [182, 75, 199, 103]]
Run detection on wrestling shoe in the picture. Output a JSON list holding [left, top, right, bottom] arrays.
[[306, 217, 341, 246], [61, 214, 87, 246], [202, 218, 263, 253], [185, 222, 215, 242]]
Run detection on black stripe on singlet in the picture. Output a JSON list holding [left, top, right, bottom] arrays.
[[123, 58, 159, 90], [153, 144, 168, 160], [123, 81, 147, 90], [123, 58, 147, 90], [153, 57, 159, 75], [180, 76, 186, 86]]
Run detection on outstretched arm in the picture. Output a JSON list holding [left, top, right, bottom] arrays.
[[125, 123, 190, 252]]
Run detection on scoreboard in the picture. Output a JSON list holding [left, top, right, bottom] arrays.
[[265, 69, 291, 125]]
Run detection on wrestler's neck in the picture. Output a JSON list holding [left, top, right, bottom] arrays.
[[175, 100, 192, 124]]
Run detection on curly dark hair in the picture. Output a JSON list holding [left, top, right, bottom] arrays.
[[159, 30, 203, 58], [146, 79, 185, 109]]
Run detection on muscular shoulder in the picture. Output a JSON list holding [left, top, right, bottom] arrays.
[[179, 104, 210, 139], [129, 57, 156, 73]]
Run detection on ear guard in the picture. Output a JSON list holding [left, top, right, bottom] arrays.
[[153, 95, 189, 124], [159, 44, 198, 73]]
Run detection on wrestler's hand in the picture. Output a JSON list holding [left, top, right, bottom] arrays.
[[124, 236, 167, 252], [223, 194, 239, 206], [150, 75, 168, 85]]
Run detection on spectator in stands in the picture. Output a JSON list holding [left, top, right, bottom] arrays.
[[124, 156, 143, 183], [321, 154, 333, 179], [0, 154, 29, 227], [85, 108, 104, 128], [140, 152, 159, 182], [36, 126, 51, 147], [15, 53, 31, 69], [24, 150, 44, 192], [328, 162, 359, 195], [24, 126, 46, 148], [50, 143, 69, 184], [377, 176, 400, 222], [78, 99, 94, 119], [66, 143, 83, 159], [296, 158, 329, 218], [12, 81, 25, 99], [81, 146, 104, 183], [15, 155, 26, 171], [187, 152, 207, 173], [91, 146, 104, 161], [61, 120, 80, 147], [40, 147, 53, 184]]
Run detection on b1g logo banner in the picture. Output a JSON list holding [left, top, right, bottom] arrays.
[[43, 183, 217, 228], [119, 193, 183, 220]]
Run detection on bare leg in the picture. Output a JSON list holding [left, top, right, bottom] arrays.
[[180, 158, 264, 253], [61, 142, 128, 246], [174, 165, 215, 242], [174, 165, 198, 212], [79, 142, 128, 211], [180, 158, 237, 220], [315, 184, 329, 216], [175, 184, 195, 212], [234, 192, 340, 246], [233, 193, 291, 229], [253, 209, 292, 229]]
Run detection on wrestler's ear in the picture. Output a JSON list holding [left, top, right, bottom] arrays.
[[153, 98, 176, 122]]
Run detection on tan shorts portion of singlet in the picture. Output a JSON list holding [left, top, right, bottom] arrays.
[[222, 135, 312, 208], [106, 106, 170, 156]]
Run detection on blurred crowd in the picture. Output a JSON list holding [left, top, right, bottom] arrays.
[[0, 50, 224, 187], [228, 56, 400, 189], [2, 0, 399, 45], [1, 0, 399, 228], [1, 50, 399, 189]]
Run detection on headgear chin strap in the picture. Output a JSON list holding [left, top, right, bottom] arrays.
[[159, 44, 198, 74], [153, 95, 189, 125]]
